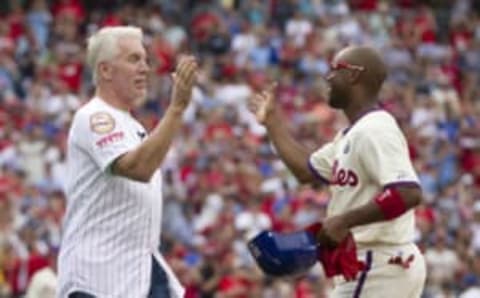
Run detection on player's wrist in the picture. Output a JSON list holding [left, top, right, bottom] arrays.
[[343, 213, 358, 229], [332, 211, 358, 230], [166, 104, 186, 116], [263, 108, 279, 127], [303, 222, 321, 244]]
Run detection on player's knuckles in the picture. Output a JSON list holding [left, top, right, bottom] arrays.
[[188, 62, 196, 70], [185, 60, 196, 68], [177, 60, 186, 68], [181, 55, 194, 61], [178, 61, 189, 72], [181, 62, 191, 71]]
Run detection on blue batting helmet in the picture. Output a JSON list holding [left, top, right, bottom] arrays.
[[247, 230, 319, 278]]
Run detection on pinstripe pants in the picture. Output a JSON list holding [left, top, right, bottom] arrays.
[[68, 256, 171, 298]]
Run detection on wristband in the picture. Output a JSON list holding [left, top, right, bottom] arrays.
[[374, 187, 407, 220]]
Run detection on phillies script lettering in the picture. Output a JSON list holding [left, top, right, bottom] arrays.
[[332, 160, 359, 186], [96, 131, 125, 147]]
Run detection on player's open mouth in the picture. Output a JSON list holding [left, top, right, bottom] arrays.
[[135, 80, 146, 88]]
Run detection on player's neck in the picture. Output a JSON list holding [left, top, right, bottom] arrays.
[[95, 85, 130, 112], [344, 101, 379, 124]]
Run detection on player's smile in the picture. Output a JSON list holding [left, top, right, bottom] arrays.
[[134, 79, 147, 89]]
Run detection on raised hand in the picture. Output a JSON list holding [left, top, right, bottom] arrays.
[[248, 82, 277, 125], [170, 55, 198, 111]]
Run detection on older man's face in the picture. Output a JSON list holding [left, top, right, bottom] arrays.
[[108, 36, 150, 108]]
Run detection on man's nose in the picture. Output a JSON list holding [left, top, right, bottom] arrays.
[[139, 60, 150, 73]]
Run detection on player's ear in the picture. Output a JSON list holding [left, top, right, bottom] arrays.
[[98, 61, 113, 81], [348, 69, 362, 84]]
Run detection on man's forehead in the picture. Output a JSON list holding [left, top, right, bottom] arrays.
[[117, 36, 146, 54]]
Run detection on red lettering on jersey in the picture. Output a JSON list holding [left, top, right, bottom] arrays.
[[337, 169, 347, 185], [347, 170, 358, 186], [331, 160, 359, 187], [96, 131, 125, 148]]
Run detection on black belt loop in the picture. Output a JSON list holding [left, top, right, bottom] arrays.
[[68, 292, 96, 298]]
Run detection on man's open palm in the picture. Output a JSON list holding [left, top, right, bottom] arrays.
[[171, 55, 197, 111], [248, 82, 277, 125]]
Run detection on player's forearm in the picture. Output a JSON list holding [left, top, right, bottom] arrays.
[[264, 109, 314, 184], [340, 200, 385, 229], [138, 106, 184, 169], [342, 186, 423, 229], [113, 107, 184, 182]]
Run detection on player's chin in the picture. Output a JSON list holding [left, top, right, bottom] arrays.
[[327, 97, 341, 109], [136, 87, 147, 97], [132, 92, 147, 107], [327, 91, 345, 109]]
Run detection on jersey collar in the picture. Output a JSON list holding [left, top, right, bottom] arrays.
[[342, 105, 383, 136]]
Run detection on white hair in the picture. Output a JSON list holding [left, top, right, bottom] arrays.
[[86, 26, 143, 85]]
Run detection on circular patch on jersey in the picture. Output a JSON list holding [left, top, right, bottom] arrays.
[[90, 112, 115, 134]]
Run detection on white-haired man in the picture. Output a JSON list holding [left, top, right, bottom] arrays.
[[58, 26, 197, 298]]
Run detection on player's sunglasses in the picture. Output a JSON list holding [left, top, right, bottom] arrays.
[[330, 61, 365, 72]]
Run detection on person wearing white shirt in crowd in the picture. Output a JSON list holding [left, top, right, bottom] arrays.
[[26, 248, 58, 298]]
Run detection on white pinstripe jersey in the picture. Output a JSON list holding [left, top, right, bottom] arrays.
[[309, 110, 419, 245], [58, 97, 184, 298]]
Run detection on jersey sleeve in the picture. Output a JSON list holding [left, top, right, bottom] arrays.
[[308, 142, 335, 184], [73, 110, 138, 172], [358, 122, 419, 188]]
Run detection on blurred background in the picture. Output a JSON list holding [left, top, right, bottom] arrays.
[[0, 0, 479, 297]]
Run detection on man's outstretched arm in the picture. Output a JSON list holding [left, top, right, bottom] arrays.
[[248, 83, 318, 184], [112, 56, 197, 182]]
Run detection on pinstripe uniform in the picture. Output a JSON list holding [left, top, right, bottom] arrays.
[[58, 97, 184, 298], [309, 110, 426, 298]]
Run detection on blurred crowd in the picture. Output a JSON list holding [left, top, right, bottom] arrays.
[[0, 0, 480, 297]]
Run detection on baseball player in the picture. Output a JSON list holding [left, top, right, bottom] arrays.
[[58, 26, 197, 298], [248, 46, 426, 297]]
